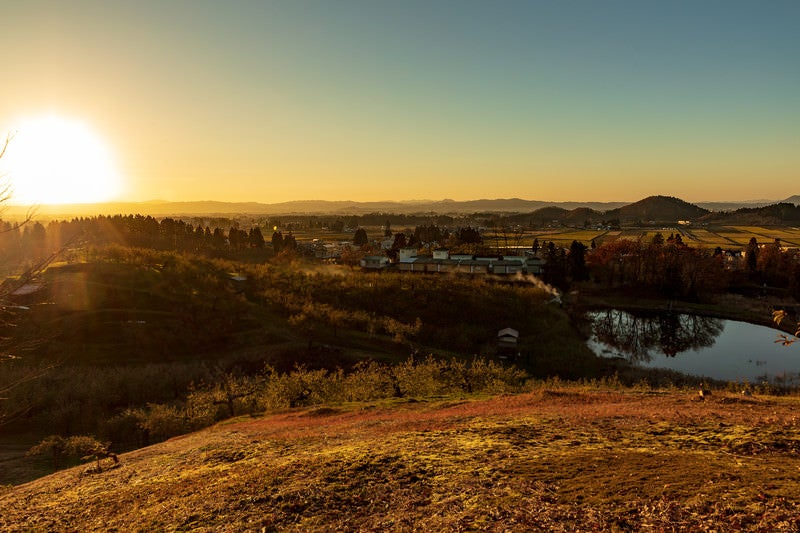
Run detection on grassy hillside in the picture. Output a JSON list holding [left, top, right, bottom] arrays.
[[3, 385, 799, 531], [1, 245, 601, 484], [10, 248, 591, 369]]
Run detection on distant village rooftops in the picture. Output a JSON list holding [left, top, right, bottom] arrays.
[[358, 247, 547, 276]]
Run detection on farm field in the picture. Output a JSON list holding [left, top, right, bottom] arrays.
[[683, 226, 800, 249], [272, 223, 800, 252], [530, 229, 609, 246], [511, 225, 800, 250], [727, 226, 800, 246]]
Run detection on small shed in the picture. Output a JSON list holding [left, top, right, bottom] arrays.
[[497, 327, 519, 349]]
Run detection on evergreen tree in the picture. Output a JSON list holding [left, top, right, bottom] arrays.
[[745, 237, 759, 275], [353, 228, 368, 247], [392, 232, 407, 249], [272, 231, 284, 253], [568, 240, 589, 281], [248, 227, 265, 248]]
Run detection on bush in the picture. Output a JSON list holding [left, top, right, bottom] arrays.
[[27, 435, 113, 471]]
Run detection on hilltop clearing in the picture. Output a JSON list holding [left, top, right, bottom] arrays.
[[3, 386, 799, 531]]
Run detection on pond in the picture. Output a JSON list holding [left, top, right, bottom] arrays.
[[587, 309, 800, 385]]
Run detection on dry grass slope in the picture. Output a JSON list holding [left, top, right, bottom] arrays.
[[2, 387, 800, 531]]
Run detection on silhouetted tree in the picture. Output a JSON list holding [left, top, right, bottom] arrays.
[[457, 226, 482, 245], [745, 237, 759, 277], [272, 231, 284, 253], [543, 242, 567, 289], [283, 232, 297, 250], [568, 240, 588, 281], [392, 232, 407, 249], [212, 228, 226, 249], [248, 227, 265, 248], [353, 228, 368, 247]]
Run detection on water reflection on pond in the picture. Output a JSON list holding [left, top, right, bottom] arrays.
[[587, 309, 800, 385]]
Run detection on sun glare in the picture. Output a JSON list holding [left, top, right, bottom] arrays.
[[1, 115, 122, 205]]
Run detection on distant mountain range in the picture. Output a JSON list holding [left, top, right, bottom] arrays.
[[3, 196, 798, 221]]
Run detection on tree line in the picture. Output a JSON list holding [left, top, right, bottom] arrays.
[[0, 215, 272, 265], [584, 234, 800, 299]]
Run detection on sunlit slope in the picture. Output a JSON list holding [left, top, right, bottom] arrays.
[[2, 388, 799, 531]]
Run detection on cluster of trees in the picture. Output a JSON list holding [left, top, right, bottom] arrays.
[[538, 240, 589, 289], [527, 231, 800, 299], [271, 230, 297, 254], [22, 356, 527, 475], [0, 215, 273, 265], [585, 235, 728, 299], [744, 237, 800, 294], [585, 234, 800, 299], [26, 434, 117, 471], [351, 224, 484, 250]]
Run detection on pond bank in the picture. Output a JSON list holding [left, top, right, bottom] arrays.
[[566, 285, 797, 334]]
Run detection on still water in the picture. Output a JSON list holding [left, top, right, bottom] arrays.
[[587, 309, 800, 384]]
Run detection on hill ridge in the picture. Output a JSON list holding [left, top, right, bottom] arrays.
[[1, 196, 787, 217]]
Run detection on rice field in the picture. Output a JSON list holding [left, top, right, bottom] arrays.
[[521, 225, 800, 250], [684, 226, 800, 249], [728, 226, 800, 246]]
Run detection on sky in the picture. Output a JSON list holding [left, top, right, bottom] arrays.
[[0, 0, 798, 204]]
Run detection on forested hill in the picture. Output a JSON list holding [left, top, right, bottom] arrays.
[[603, 195, 709, 222], [781, 195, 800, 205], [700, 203, 800, 225]]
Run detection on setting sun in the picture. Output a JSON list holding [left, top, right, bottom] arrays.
[[0, 115, 122, 205]]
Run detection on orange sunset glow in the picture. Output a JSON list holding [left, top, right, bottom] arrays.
[[0, 115, 122, 204], [0, 2, 797, 205]]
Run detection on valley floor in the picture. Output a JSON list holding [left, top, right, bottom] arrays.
[[2, 387, 800, 531]]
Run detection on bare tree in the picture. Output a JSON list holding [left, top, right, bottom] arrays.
[[0, 133, 58, 427]]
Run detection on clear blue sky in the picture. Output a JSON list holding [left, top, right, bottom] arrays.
[[1, 0, 797, 203]]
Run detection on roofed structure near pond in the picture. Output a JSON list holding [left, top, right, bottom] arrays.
[[497, 327, 519, 349]]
